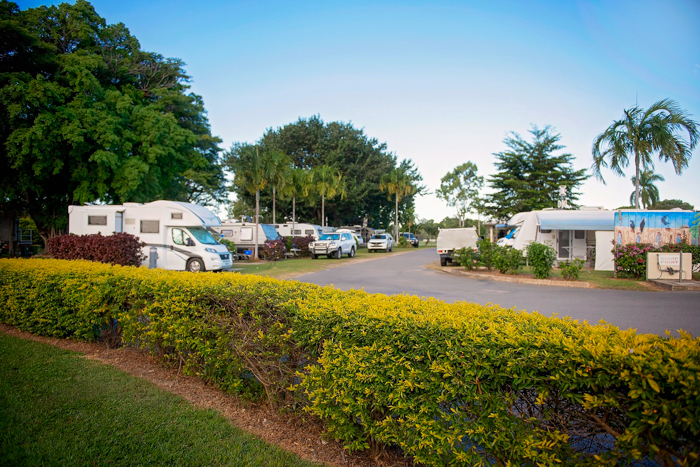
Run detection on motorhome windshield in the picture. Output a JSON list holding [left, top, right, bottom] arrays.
[[262, 224, 279, 240], [320, 234, 340, 241], [188, 227, 218, 245]]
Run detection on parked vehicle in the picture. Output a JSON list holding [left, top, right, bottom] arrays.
[[309, 232, 356, 259], [211, 221, 280, 258], [399, 232, 419, 247], [274, 222, 323, 240], [68, 200, 232, 272], [336, 228, 364, 247], [436, 227, 478, 266], [368, 233, 393, 253]]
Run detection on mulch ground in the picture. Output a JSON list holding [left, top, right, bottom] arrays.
[[0, 323, 414, 467]]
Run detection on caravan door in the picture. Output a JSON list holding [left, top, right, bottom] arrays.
[[557, 230, 587, 260]]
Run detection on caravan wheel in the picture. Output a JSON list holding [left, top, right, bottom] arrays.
[[187, 258, 205, 272]]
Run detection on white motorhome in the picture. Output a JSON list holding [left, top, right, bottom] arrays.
[[436, 227, 479, 267], [211, 221, 280, 256], [274, 223, 323, 240], [68, 201, 232, 272]]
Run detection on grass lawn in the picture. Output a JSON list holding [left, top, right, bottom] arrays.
[[0, 333, 318, 467], [229, 246, 423, 279]]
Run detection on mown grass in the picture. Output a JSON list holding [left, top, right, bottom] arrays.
[[0, 333, 318, 467]]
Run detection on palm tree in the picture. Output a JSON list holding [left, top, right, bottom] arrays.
[[266, 150, 291, 225], [312, 165, 346, 227], [592, 98, 698, 209], [629, 170, 664, 209], [278, 167, 314, 235], [380, 167, 417, 240], [230, 145, 271, 261]]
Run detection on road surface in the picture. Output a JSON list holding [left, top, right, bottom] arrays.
[[297, 248, 700, 337]]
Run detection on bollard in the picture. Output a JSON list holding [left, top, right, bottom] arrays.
[[149, 246, 158, 268]]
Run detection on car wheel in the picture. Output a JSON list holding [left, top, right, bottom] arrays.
[[389, 246, 393, 252], [348, 247, 355, 258], [335, 249, 342, 259], [186, 258, 205, 272], [311, 254, 318, 259]]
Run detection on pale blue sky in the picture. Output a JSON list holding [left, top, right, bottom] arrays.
[[18, 0, 700, 220]]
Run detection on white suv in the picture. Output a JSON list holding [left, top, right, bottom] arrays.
[[309, 232, 356, 259], [367, 233, 393, 253]]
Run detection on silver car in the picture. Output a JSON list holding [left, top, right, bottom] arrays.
[[309, 232, 357, 259], [367, 233, 393, 253]]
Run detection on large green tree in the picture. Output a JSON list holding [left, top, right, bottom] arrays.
[[592, 98, 698, 209], [380, 161, 423, 240], [435, 162, 484, 227], [238, 115, 415, 228], [0, 0, 224, 244], [649, 199, 695, 211], [486, 126, 588, 220]]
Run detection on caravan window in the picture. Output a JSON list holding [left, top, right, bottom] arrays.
[[220, 230, 233, 237], [141, 220, 159, 233], [293, 230, 302, 235], [88, 215, 107, 226], [305, 230, 314, 236]]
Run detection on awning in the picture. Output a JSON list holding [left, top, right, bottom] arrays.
[[537, 210, 614, 231]]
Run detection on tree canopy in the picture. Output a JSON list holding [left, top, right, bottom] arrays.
[[649, 199, 695, 211], [0, 0, 224, 241], [486, 126, 588, 220], [233, 115, 421, 228], [435, 162, 484, 227]]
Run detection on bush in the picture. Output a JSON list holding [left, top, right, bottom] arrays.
[[613, 242, 700, 279], [525, 241, 557, 279], [2, 258, 699, 466], [219, 239, 236, 252], [493, 246, 523, 274], [48, 233, 145, 266], [477, 238, 498, 270], [455, 247, 479, 270], [397, 236, 409, 248], [259, 239, 286, 261], [284, 236, 315, 257], [560, 258, 585, 280]]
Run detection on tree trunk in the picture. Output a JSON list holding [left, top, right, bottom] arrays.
[[272, 186, 276, 225], [634, 150, 641, 209], [322, 194, 325, 227], [395, 194, 399, 240], [292, 196, 296, 237], [254, 189, 260, 261]]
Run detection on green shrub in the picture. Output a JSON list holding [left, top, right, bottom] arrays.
[[560, 258, 585, 280], [219, 239, 236, 252], [493, 246, 523, 274], [525, 241, 557, 279], [477, 238, 497, 270], [397, 236, 409, 248], [2, 258, 699, 466], [455, 247, 479, 270]]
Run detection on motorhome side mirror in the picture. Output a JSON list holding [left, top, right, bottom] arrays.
[[186, 238, 194, 246]]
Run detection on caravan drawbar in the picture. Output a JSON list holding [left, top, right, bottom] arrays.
[[68, 200, 233, 272]]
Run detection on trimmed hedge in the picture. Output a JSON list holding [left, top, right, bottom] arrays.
[[48, 232, 145, 266], [1, 258, 699, 466]]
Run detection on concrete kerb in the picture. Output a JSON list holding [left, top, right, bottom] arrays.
[[440, 267, 592, 288]]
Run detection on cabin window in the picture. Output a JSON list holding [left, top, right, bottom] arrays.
[[140, 220, 159, 234], [221, 230, 233, 237], [171, 212, 183, 220], [574, 230, 585, 239], [305, 230, 314, 235], [88, 215, 107, 226], [172, 228, 193, 246]]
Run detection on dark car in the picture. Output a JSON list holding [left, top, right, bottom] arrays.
[[399, 232, 419, 247]]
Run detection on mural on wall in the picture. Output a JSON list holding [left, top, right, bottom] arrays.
[[614, 211, 700, 247]]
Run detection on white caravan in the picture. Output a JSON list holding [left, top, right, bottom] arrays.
[[436, 227, 479, 266], [211, 221, 280, 256], [68, 200, 233, 272], [274, 222, 323, 240]]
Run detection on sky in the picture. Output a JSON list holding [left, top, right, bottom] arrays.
[[17, 0, 700, 221]]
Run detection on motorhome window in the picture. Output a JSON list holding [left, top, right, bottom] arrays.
[[188, 227, 218, 245], [88, 215, 107, 226], [261, 224, 280, 241], [141, 220, 159, 233], [305, 230, 314, 235], [293, 230, 302, 235], [171, 212, 183, 220], [320, 234, 340, 241], [221, 230, 233, 237], [172, 228, 192, 246]]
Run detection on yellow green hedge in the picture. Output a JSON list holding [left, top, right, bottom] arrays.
[[1, 258, 699, 466]]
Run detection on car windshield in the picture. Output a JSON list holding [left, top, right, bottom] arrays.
[[319, 234, 339, 241], [372, 235, 387, 240], [188, 227, 218, 245]]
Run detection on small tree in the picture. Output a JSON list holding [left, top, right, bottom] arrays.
[[436, 162, 484, 227], [525, 242, 557, 279]]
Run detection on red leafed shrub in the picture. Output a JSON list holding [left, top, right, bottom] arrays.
[[287, 236, 315, 257], [48, 233, 145, 266]]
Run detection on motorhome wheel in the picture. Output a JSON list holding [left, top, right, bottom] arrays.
[[187, 258, 205, 272]]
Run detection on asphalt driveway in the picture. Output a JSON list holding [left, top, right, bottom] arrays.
[[297, 248, 700, 337]]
